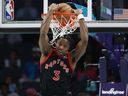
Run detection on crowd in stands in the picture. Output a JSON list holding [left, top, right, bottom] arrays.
[[0, 34, 40, 96], [0, 34, 101, 96], [0, 32, 127, 96]]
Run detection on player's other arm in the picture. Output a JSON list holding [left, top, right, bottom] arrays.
[[39, 4, 58, 54], [71, 14, 88, 69]]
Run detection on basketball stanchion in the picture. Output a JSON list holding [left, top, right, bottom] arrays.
[[99, 56, 107, 83], [120, 56, 128, 83]]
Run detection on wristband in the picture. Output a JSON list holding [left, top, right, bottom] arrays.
[[77, 14, 85, 21]]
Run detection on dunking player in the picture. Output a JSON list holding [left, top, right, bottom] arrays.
[[39, 3, 88, 96]]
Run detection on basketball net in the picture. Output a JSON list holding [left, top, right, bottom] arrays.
[[42, 12, 78, 47]]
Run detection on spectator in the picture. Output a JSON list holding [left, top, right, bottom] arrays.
[[86, 81, 97, 92], [6, 34, 23, 45], [3, 49, 22, 82], [0, 84, 9, 96], [20, 47, 40, 82], [26, 88, 39, 96], [4, 76, 19, 94]]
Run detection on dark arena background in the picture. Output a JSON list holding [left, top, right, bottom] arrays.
[[0, 0, 128, 96]]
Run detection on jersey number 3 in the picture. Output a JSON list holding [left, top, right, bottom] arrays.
[[53, 70, 60, 81]]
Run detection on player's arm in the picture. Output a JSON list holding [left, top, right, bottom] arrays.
[[71, 14, 88, 68], [39, 4, 58, 55]]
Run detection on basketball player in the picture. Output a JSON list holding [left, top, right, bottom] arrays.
[[39, 3, 88, 96]]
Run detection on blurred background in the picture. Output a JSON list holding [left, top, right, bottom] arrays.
[[3, 0, 128, 21], [0, 0, 128, 96], [0, 32, 128, 96]]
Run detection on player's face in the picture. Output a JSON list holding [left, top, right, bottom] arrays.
[[56, 38, 70, 55]]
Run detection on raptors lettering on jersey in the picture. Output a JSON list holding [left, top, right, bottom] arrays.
[[45, 59, 69, 73]]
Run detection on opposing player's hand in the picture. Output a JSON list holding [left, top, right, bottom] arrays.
[[49, 3, 58, 12]]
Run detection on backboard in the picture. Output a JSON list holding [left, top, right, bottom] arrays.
[[0, 0, 41, 28], [43, 0, 93, 21], [1, 0, 128, 28], [43, 0, 128, 28]]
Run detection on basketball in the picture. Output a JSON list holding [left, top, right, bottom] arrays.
[[57, 3, 74, 13], [54, 3, 76, 27]]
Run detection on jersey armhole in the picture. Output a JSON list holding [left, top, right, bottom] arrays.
[[67, 52, 75, 73], [40, 49, 53, 66]]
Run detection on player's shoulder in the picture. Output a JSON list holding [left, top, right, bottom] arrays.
[[40, 54, 46, 62], [40, 48, 54, 61]]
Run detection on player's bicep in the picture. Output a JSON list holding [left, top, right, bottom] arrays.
[[71, 40, 88, 63]]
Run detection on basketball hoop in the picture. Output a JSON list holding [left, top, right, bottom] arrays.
[[41, 12, 78, 46]]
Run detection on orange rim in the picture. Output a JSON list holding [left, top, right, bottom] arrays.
[[41, 12, 77, 27], [41, 12, 77, 18]]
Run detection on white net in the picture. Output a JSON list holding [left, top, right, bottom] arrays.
[[50, 13, 78, 46]]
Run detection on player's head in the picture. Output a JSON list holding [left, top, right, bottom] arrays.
[[55, 35, 71, 55]]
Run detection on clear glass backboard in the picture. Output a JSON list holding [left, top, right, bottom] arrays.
[[0, 0, 128, 28]]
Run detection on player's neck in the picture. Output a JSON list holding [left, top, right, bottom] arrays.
[[56, 50, 68, 59]]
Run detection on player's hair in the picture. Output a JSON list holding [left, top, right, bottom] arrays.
[[55, 34, 78, 51], [56, 35, 72, 45]]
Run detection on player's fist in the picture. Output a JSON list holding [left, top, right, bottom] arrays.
[[49, 3, 58, 11]]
